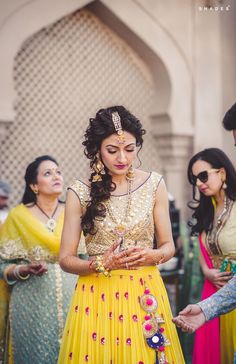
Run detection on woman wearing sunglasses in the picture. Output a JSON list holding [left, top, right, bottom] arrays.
[[187, 147, 236, 364]]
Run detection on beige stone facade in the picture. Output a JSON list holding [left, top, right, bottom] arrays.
[[0, 0, 235, 219]]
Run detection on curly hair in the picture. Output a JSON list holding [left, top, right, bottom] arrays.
[[81, 105, 146, 235], [187, 148, 236, 235]]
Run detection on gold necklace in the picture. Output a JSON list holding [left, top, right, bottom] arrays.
[[106, 179, 133, 249], [35, 202, 59, 232]]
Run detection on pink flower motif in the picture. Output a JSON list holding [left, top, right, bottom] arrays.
[[101, 337, 105, 345], [159, 346, 165, 352], [90, 285, 94, 293], [139, 362, 144, 364], [159, 327, 164, 333], [132, 314, 138, 322], [101, 293, 105, 301], [124, 292, 129, 299], [116, 337, 119, 345], [85, 354, 89, 361], [144, 323, 153, 331], [146, 298, 153, 306], [144, 314, 151, 320], [119, 314, 123, 322], [92, 332, 97, 341], [144, 288, 150, 294], [115, 292, 119, 299], [85, 307, 89, 315], [109, 312, 113, 319], [74, 305, 78, 313], [140, 278, 144, 285], [82, 284, 85, 291], [130, 275, 133, 280], [126, 338, 131, 345], [69, 352, 73, 360]]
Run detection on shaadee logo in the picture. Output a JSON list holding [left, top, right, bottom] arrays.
[[199, 4, 230, 11]]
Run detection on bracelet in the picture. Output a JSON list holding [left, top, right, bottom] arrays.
[[3, 264, 17, 285], [13, 265, 30, 281], [94, 256, 110, 277]]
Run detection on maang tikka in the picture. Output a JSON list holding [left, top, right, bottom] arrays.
[[111, 111, 125, 144], [92, 154, 106, 183]]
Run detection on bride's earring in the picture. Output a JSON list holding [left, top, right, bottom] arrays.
[[126, 165, 135, 181], [92, 155, 106, 182]]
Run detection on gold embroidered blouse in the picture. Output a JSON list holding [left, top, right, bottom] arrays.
[[206, 200, 236, 268], [69, 172, 162, 256]]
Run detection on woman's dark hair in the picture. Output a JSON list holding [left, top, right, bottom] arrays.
[[22, 155, 58, 204], [81, 105, 146, 235], [187, 148, 236, 235], [222, 103, 236, 131]]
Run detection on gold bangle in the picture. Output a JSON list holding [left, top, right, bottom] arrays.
[[14, 265, 30, 281], [3, 264, 17, 285], [94, 256, 110, 277]]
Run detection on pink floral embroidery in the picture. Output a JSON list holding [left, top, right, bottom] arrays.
[[101, 337, 105, 345], [115, 292, 119, 299], [85, 307, 89, 315], [124, 292, 129, 299], [85, 354, 89, 361], [116, 337, 119, 345], [75, 305, 78, 312], [132, 314, 138, 322], [101, 293, 105, 301], [119, 314, 123, 322], [109, 312, 113, 319], [130, 275, 133, 280], [126, 338, 131, 345], [92, 332, 97, 341], [90, 285, 94, 293], [82, 284, 85, 291], [140, 278, 144, 285], [69, 352, 73, 360]]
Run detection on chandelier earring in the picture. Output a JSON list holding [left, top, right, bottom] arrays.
[[126, 165, 135, 181], [92, 155, 106, 183], [33, 189, 38, 195]]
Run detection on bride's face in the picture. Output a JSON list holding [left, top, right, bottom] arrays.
[[100, 131, 137, 176]]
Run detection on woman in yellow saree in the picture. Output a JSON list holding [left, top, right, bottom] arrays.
[[0, 155, 76, 364]]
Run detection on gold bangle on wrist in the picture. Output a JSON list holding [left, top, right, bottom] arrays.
[[14, 265, 30, 281], [3, 264, 17, 285]]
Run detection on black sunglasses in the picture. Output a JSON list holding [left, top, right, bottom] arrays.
[[191, 168, 220, 185]]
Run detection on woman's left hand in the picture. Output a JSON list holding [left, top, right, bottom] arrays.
[[123, 247, 161, 269]]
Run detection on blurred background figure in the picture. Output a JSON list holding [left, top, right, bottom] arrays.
[[187, 147, 236, 364], [0, 155, 77, 364], [223, 102, 236, 145], [0, 181, 11, 226]]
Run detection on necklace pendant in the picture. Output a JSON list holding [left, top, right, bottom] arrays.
[[46, 218, 57, 232], [114, 224, 127, 237]]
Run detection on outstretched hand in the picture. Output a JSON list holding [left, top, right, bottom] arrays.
[[172, 304, 206, 333]]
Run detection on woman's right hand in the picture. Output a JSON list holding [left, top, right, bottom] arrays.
[[19, 262, 48, 277], [204, 268, 232, 289]]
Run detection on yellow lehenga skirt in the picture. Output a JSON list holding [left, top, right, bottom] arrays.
[[58, 267, 185, 364], [220, 308, 236, 364]]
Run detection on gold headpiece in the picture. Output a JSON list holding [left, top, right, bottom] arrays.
[[111, 111, 125, 144]]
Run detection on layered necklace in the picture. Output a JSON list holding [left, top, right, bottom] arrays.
[[206, 196, 233, 255], [106, 178, 133, 251], [35, 202, 59, 232]]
